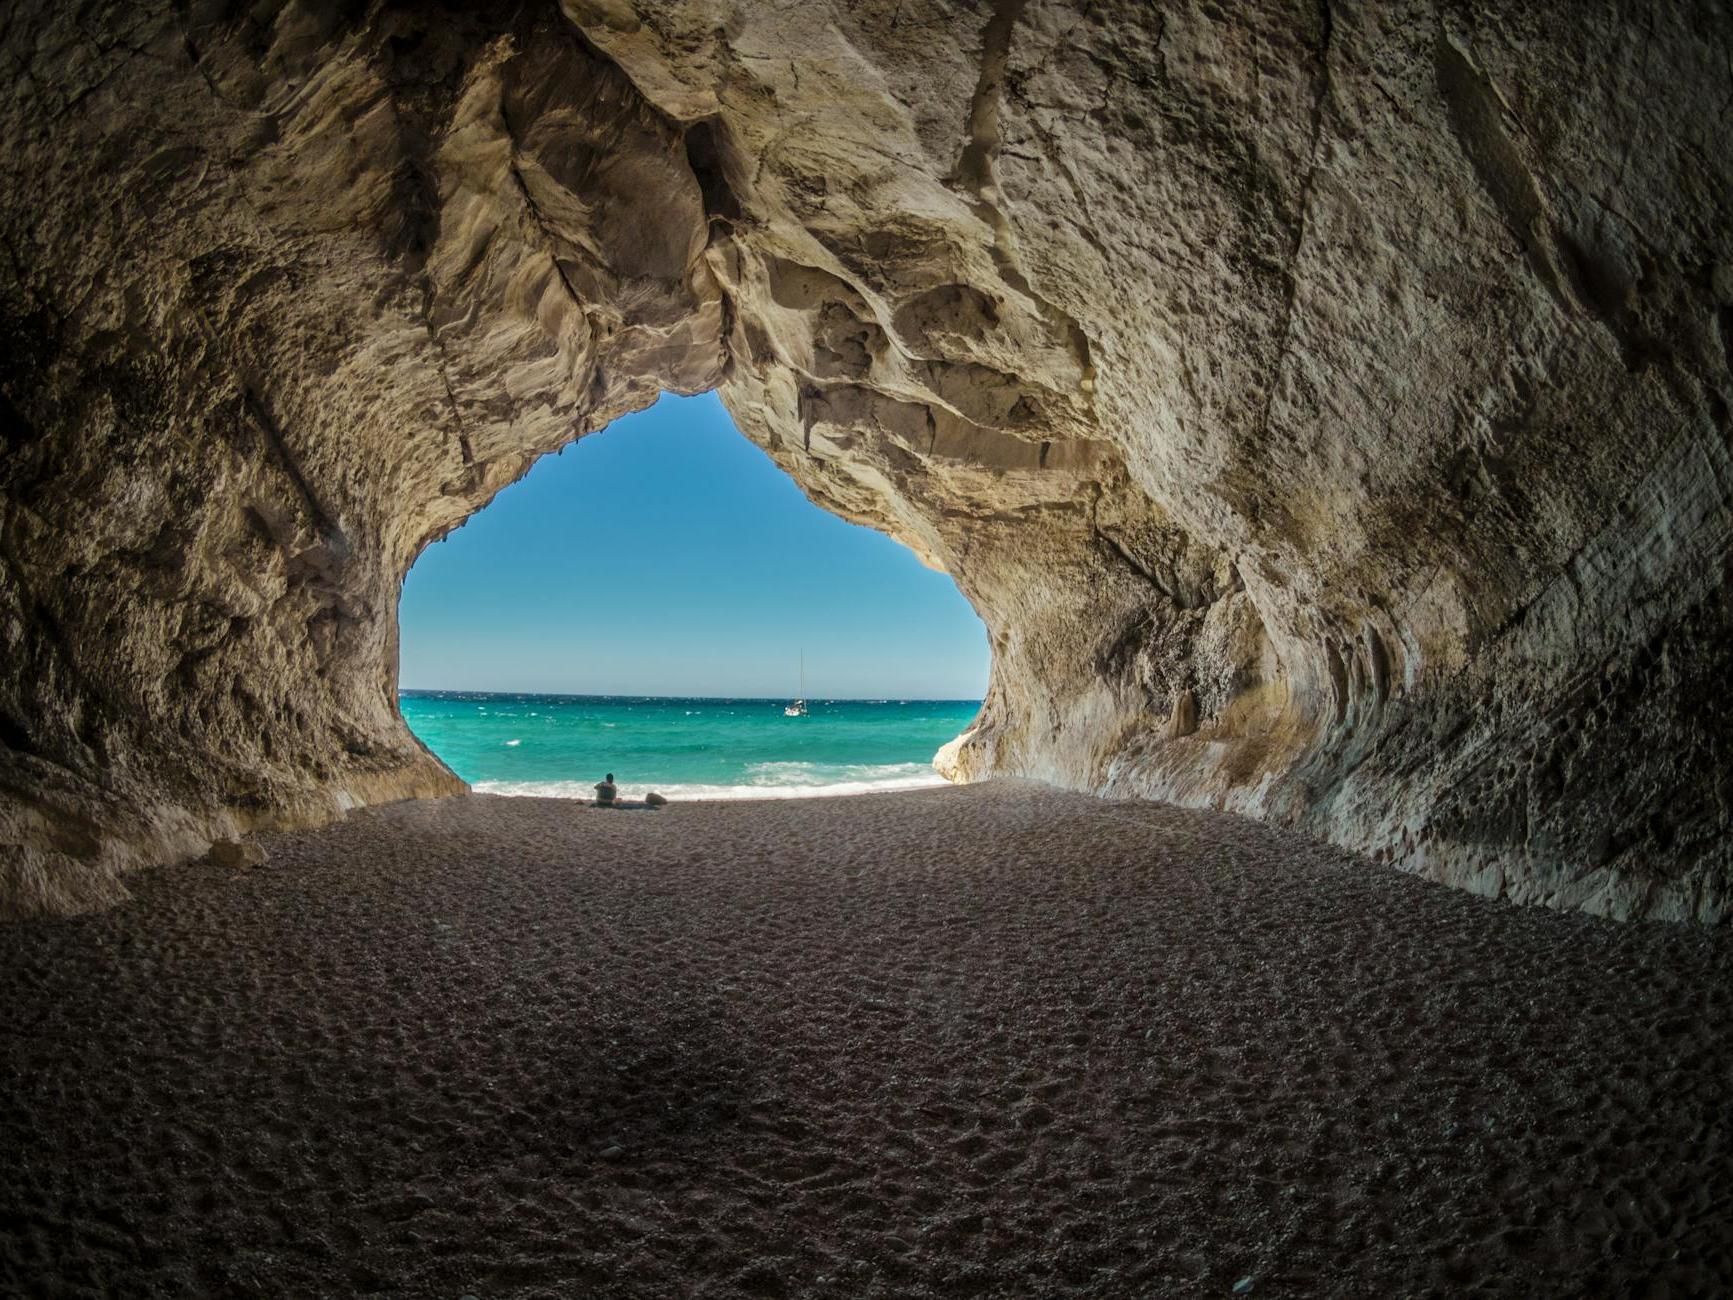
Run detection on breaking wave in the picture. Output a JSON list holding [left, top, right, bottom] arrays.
[[473, 760, 946, 802]]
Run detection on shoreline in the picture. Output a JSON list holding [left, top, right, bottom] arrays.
[[472, 770, 951, 802]]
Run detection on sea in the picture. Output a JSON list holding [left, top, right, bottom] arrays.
[[399, 690, 982, 801]]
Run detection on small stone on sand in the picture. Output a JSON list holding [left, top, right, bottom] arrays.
[[206, 839, 264, 869]]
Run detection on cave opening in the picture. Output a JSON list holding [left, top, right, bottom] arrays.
[[396, 392, 991, 800]]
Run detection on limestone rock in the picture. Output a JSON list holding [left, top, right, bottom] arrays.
[[2, 0, 1730, 920], [1167, 692, 1198, 741], [932, 732, 975, 786]]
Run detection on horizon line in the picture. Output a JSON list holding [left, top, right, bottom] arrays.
[[398, 686, 985, 704]]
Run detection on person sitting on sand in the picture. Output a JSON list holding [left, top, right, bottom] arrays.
[[594, 772, 617, 807]]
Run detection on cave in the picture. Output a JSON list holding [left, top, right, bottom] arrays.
[[6, 4, 1733, 1293], [3, 0, 1731, 924]]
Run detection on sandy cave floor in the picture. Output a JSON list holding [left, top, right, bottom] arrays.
[[1, 782, 1729, 1298]]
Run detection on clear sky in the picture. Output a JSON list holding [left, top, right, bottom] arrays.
[[398, 392, 990, 700]]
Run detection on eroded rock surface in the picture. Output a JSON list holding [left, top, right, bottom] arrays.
[[2, 0, 1730, 919]]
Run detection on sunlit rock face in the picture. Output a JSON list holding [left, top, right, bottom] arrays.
[[3, 0, 1730, 919]]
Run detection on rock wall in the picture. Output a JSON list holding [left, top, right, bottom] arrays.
[[2, 0, 1730, 920]]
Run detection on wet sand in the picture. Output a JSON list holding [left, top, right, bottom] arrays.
[[1, 781, 1729, 1297]]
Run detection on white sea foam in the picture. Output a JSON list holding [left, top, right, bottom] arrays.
[[504, 739, 522, 747], [472, 761, 946, 802]]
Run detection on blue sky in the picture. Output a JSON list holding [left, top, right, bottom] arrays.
[[398, 392, 990, 699]]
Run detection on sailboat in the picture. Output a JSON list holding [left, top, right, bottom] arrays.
[[784, 651, 808, 717]]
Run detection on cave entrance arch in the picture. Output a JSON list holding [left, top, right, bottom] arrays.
[[4, 0, 1728, 921]]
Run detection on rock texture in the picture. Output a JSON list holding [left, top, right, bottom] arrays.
[[2, 0, 1730, 919]]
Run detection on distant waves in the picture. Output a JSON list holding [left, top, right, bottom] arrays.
[[474, 760, 947, 802]]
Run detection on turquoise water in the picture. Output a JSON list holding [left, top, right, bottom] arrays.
[[400, 691, 982, 800]]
